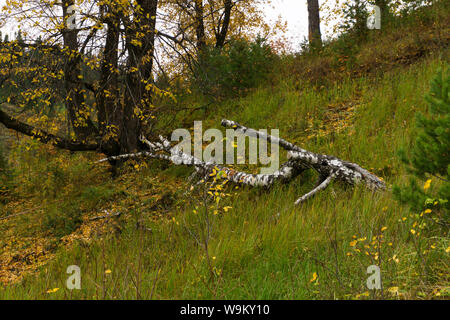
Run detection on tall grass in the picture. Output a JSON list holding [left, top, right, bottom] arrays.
[[1, 54, 448, 299]]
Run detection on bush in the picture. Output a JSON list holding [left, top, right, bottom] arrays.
[[193, 37, 276, 98], [394, 67, 449, 216], [339, 0, 370, 41], [0, 142, 13, 200], [43, 202, 83, 238], [80, 185, 118, 211]]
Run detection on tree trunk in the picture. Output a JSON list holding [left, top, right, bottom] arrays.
[[122, 0, 158, 154], [62, 0, 98, 141], [307, 0, 322, 49], [215, 0, 232, 48], [195, 0, 206, 51], [97, 3, 121, 157]]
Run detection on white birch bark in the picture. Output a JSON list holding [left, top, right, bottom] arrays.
[[97, 120, 385, 204]]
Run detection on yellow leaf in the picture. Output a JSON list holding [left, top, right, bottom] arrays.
[[388, 287, 399, 295], [46, 288, 59, 293], [423, 179, 432, 191], [309, 272, 318, 283], [105, 269, 112, 274]]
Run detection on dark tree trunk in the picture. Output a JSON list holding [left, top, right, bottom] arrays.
[[215, 0, 232, 48], [195, 0, 206, 51], [122, 0, 158, 154], [62, 0, 98, 141], [307, 0, 322, 49], [97, 3, 121, 157]]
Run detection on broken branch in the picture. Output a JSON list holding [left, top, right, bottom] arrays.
[[97, 119, 385, 204], [0, 105, 98, 152]]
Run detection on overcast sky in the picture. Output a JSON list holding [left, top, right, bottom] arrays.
[[0, 0, 325, 50], [264, 0, 310, 47]]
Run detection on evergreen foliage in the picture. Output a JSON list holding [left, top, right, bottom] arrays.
[[193, 38, 276, 98], [394, 68, 449, 215]]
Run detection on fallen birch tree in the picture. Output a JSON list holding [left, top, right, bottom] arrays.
[[98, 120, 385, 204]]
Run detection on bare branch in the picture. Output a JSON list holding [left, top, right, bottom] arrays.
[[295, 173, 335, 205], [0, 105, 98, 152]]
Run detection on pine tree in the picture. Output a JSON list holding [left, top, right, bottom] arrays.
[[341, 0, 369, 38], [394, 68, 449, 217]]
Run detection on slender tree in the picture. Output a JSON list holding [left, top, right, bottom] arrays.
[[195, 0, 207, 51], [307, 0, 322, 48]]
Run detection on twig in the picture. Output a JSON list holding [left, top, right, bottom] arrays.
[[89, 210, 122, 221]]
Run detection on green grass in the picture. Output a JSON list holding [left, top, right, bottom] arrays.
[[1, 53, 448, 299]]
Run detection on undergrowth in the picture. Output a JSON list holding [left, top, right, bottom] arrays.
[[0, 2, 448, 299]]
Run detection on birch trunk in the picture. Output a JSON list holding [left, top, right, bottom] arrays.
[[98, 120, 385, 204]]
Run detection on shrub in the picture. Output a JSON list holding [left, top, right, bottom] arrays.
[[80, 185, 118, 211], [394, 67, 449, 217], [193, 37, 276, 99], [43, 202, 83, 238], [339, 0, 370, 41], [0, 142, 13, 200]]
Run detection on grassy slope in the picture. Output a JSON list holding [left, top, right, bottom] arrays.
[[0, 5, 449, 300]]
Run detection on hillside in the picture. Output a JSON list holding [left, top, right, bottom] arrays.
[[0, 2, 449, 300]]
